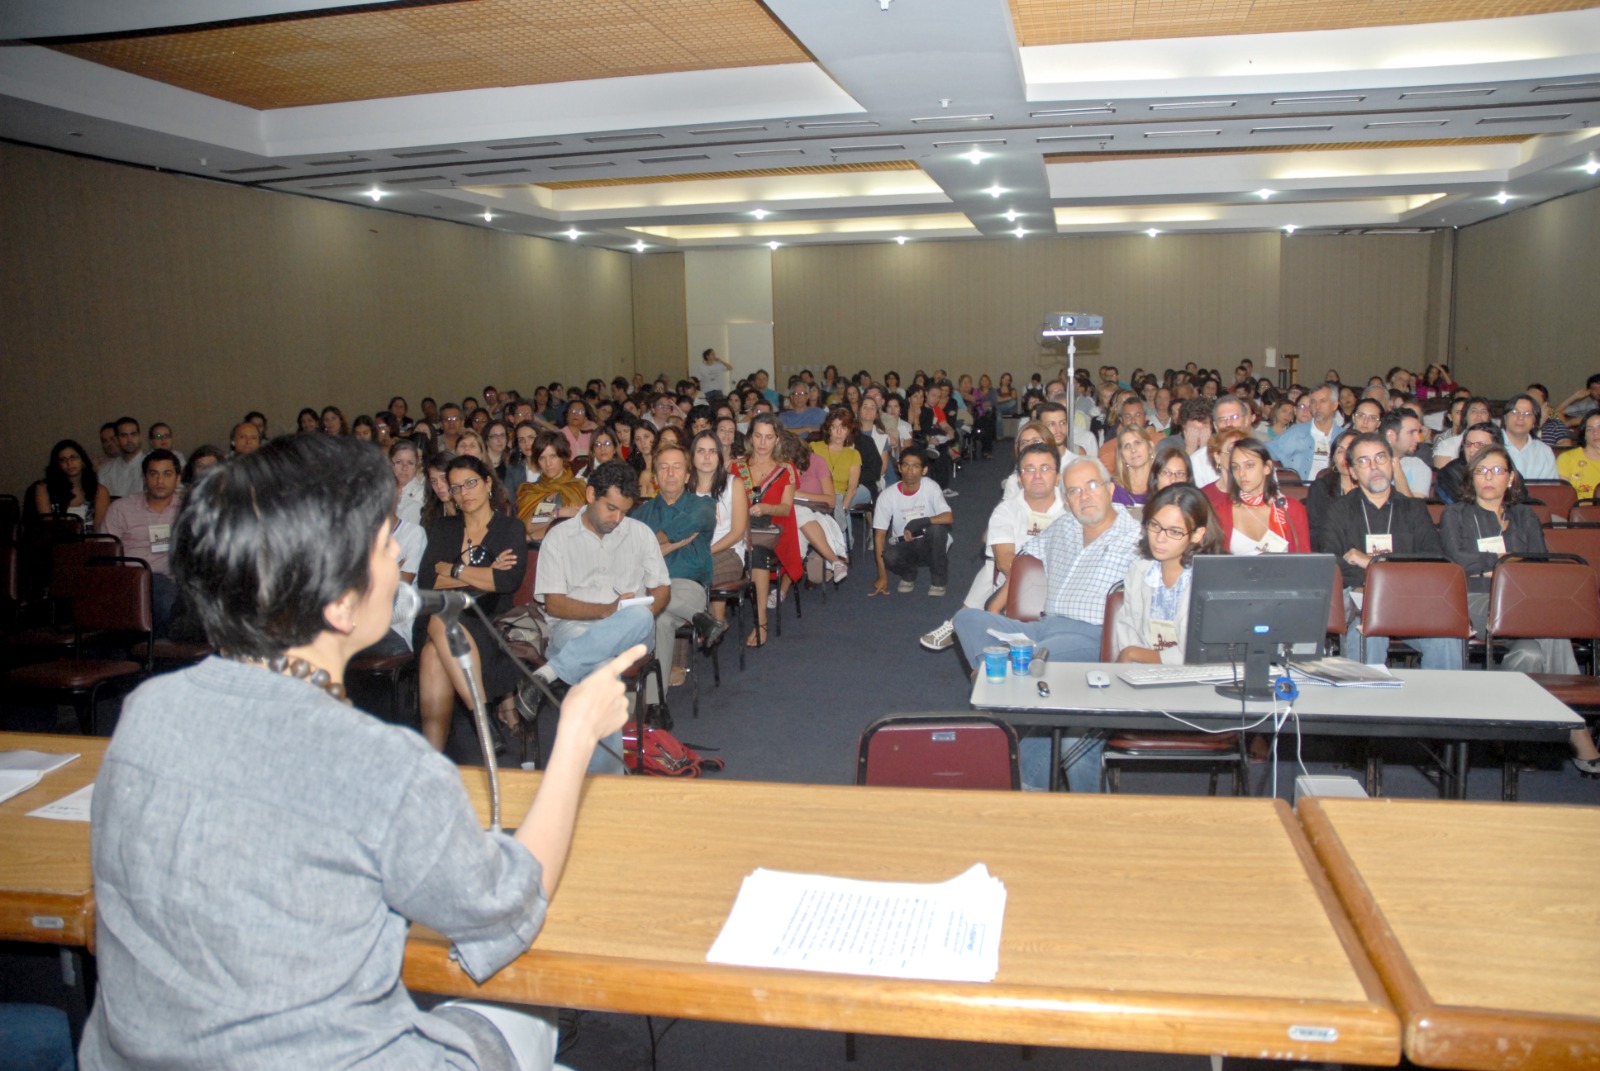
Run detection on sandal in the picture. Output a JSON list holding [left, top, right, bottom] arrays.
[[745, 624, 768, 648]]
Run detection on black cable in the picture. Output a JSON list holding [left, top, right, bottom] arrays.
[[468, 600, 632, 772]]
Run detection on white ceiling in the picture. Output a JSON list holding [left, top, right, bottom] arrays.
[[3, 0, 1599, 251]]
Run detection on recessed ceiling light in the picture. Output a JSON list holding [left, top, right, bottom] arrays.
[[1283, 224, 1297, 234], [767, 241, 781, 250], [1584, 159, 1600, 176], [633, 241, 648, 253], [983, 184, 1005, 198], [1146, 228, 1160, 238], [1495, 191, 1512, 204], [563, 228, 581, 240], [751, 209, 769, 220], [1013, 227, 1026, 238], [895, 235, 908, 245], [1256, 189, 1276, 200], [1003, 210, 1020, 222], [364, 187, 385, 202], [961, 147, 990, 164], [481, 210, 493, 222]]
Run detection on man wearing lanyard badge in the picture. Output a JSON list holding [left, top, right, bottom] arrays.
[[1313, 432, 1463, 669], [102, 449, 183, 637]]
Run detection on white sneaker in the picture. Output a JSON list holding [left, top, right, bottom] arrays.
[[943, 488, 960, 499], [927, 585, 947, 597], [920, 620, 956, 650], [829, 560, 849, 584], [897, 580, 915, 594], [767, 588, 779, 610]]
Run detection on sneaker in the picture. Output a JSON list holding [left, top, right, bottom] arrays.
[[920, 620, 956, 651], [691, 611, 727, 650], [829, 560, 849, 585], [943, 488, 960, 499], [767, 587, 779, 610], [1574, 755, 1600, 778], [928, 585, 946, 597], [897, 580, 915, 594]]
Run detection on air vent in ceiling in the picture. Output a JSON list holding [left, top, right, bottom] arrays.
[[307, 157, 369, 166], [798, 120, 878, 129], [393, 148, 466, 159], [585, 132, 664, 143], [641, 154, 710, 164], [932, 138, 1005, 148], [1366, 120, 1449, 128], [829, 144, 906, 153], [910, 114, 993, 123], [735, 148, 804, 157], [1398, 88, 1493, 99], [1251, 125, 1335, 134], [1144, 129, 1221, 138], [1476, 113, 1572, 124], [219, 164, 289, 175], [549, 161, 616, 171], [383, 175, 445, 185], [1031, 107, 1113, 117], [464, 168, 530, 178], [1149, 100, 1235, 111], [308, 181, 364, 189], [1037, 134, 1110, 143], [1273, 95, 1364, 105], [690, 125, 767, 135], [488, 141, 561, 150], [1532, 80, 1600, 93]]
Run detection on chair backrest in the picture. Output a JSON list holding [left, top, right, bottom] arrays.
[[856, 715, 1019, 790], [50, 534, 123, 603], [512, 547, 539, 608], [1487, 559, 1600, 647], [1425, 501, 1447, 526], [1099, 584, 1126, 661], [1280, 483, 1309, 502], [1540, 525, 1600, 587], [1524, 481, 1577, 523], [0, 493, 18, 543], [1524, 499, 1555, 527], [1275, 469, 1302, 485], [78, 556, 154, 639], [1362, 559, 1471, 641], [1571, 502, 1600, 526], [1326, 560, 1347, 638], [0, 542, 17, 613], [1005, 553, 1047, 623]]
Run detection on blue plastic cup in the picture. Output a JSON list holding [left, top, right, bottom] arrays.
[[983, 645, 1009, 681], [1009, 640, 1034, 674]]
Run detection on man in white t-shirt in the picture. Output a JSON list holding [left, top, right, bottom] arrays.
[[921, 442, 1064, 650], [699, 348, 732, 398], [871, 452, 953, 596], [99, 416, 148, 498]]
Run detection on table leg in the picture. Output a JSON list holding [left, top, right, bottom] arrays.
[[1048, 730, 1061, 792]]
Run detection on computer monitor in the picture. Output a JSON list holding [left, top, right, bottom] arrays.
[[1184, 554, 1337, 700]]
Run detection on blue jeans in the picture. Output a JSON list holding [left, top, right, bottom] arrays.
[[0, 1004, 73, 1071], [953, 608, 1107, 791], [1020, 734, 1107, 792], [951, 609, 1102, 668], [1348, 626, 1464, 670], [547, 605, 656, 774]]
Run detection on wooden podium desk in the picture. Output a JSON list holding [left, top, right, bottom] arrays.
[[1299, 797, 1600, 1070], [405, 771, 1401, 1064], [0, 731, 104, 948]]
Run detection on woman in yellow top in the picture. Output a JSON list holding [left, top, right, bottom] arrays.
[[515, 431, 586, 542], [1558, 412, 1600, 501], [811, 407, 866, 549]]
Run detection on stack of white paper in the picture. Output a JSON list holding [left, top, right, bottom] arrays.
[[707, 863, 1006, 983], [29, 784, 95, 822], [0, 751, 79, 805]]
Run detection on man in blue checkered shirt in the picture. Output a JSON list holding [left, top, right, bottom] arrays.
[[952, 455, 1142, 792]]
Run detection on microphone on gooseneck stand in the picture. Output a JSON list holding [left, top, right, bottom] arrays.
[[391, 585, 475, 626]]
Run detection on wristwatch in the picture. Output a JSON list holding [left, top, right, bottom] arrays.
[[451, 562, 464, 579]]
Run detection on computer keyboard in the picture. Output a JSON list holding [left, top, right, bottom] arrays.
[[1115, 665, 1242, 687]]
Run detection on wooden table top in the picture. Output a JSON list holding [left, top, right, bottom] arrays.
[[404, 771, 1400, 1064], [0, 731, 105, 947], [1298, 797, 1600, 1070]]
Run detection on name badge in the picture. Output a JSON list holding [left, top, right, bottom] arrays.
[[1365, 533, 1393, 556], [1314, 442, 1329, 458], [1150, 618, 1179, 652], [149, 523, 172, 555], [1259, 531, 1289, 554], [1477, 535, 1507, 555]]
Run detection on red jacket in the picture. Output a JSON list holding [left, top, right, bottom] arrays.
[[1205, 487, 1313, 553]]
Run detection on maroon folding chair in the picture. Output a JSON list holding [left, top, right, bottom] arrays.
[[856, 715, 1019, 790]]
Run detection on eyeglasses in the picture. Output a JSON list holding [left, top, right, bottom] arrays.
[[1063, 479, 1105, 499], [151, 432, 172, 441], [1018, 464, 1057, 478], [1146, 520, 1190, 541], [1472, 465, 1509, 477], [1352, 453, 1391, 468], [448, 477, 482, 495], [1508, 409, 1537, 419], [442, 415, 461, 424], [1158, 468, 1188, 480]]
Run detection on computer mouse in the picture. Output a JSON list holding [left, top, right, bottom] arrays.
[[1036, 680, 1050, 698], [1086, 671, 1111, 689]]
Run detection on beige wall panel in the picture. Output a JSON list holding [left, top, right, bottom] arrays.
[[630, 252, 687, 382], [1453, 186, 1600, 398], [1278, 234, 1436, 385], [772, 234, 1281, 387], [0, 142, 632, 497]]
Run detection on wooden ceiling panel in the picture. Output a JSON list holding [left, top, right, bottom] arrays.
[[47, 0, 811, 109], [1010, 0, 1600, 45]]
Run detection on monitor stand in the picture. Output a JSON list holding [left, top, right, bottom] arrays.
[[1213, 643, 1279, 701]]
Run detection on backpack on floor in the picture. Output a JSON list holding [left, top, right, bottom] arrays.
[[622, 726, 725, 777]]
